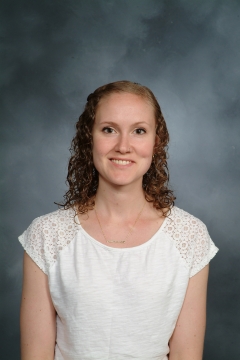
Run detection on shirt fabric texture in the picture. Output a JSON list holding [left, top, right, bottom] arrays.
[[18, 206, 218, 360]]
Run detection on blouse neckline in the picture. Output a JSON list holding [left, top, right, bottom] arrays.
[[74, 207, 173, 252]]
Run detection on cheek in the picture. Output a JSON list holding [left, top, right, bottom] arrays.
[[92, 145, 102, 168], [138, 140, 155, 158], [139, 139, 155, 169], [92, 140, 109, 158], [92, 136, 112, 169]]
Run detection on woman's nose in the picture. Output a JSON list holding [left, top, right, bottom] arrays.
[[115, 134, 131, 153]]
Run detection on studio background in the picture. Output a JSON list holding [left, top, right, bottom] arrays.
[[1, 0, 239, 359]]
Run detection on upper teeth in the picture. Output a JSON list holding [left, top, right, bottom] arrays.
[[111, 159, 131, 165]]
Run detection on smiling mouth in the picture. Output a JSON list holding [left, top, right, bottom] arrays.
[[111, 159, 132, 165]]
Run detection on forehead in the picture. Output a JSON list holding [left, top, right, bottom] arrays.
[[96, 92, 155, 118]]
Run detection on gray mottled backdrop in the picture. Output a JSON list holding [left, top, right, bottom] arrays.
[[1, 0, 240, 358]]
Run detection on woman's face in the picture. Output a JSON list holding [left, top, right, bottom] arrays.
[[92, 92, 157, 189]]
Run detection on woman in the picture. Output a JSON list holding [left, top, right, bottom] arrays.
[[19, 80, 218, 359]]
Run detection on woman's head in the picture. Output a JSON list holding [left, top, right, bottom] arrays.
[[62, 80, 175, 214]]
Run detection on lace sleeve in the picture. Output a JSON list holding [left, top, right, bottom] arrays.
[[18, 209, 78, 275], [18, 216, 49, 274], [163, 207, 219, 277], [190, 220, 219, 277]]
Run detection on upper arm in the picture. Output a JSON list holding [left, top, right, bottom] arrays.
[[20, 251, 56, 360], [169, 264, 209, 360]]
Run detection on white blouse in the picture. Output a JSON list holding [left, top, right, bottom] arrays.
[[19, 206, 218, 360]]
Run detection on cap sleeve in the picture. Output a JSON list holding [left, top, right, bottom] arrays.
[[163, 207, 219, 278], [18, 209, 78, 275], [190, 219, 219, 277], [18, 215, 49, 274]]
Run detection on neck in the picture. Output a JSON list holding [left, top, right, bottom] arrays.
[[94, 181, 146, 220]]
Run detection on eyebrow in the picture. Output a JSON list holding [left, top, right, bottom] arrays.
[[99, 121, 150, 126]]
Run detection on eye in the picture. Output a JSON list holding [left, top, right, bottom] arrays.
[[134, 128, 146, 135], [102, 127, 116, 134]]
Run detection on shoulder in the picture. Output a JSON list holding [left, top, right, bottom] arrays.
[[32, 207, 78, 233], [26, 207, 78, 242], [18, 207, 79, 274], [31, 206, 76, 224], [162, 206, 218, 277], [165, 206, 207, 235]]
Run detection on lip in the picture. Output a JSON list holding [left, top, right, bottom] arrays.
[[109, 158, 135, 162], [109, 158, 135, 166]]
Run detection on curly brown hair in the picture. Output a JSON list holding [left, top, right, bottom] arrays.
[[59, 80, 175, 216]]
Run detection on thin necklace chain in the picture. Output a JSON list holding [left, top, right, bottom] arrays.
[[94, 201, 146, 244]]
